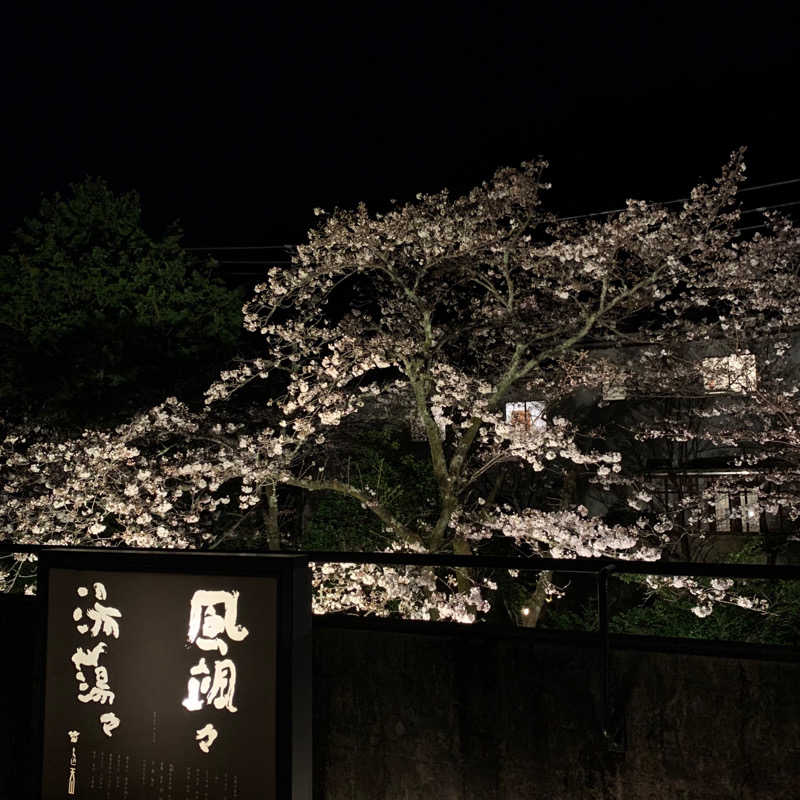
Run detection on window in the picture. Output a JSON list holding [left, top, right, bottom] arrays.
[[701, 352, 756, 394], [602, 378, 627, 401], [713, 486, 760, 532], [505, 401, 546, 431], [649, 472, 761, 534]]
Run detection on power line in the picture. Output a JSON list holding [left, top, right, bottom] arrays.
[[740, 199, 800, 215], [209, 207, 798, 273], [738, 178, 800, 193], [186, 244, 295, 252], [190, 179, 800, 268], [556, 177, 800, 222], [216, 260, 292, 265]]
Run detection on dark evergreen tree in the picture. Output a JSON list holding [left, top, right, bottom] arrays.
[[0, 178, 245, 426]]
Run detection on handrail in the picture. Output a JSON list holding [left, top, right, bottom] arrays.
[[2, 542, 799, 580], [3, 541, 799, 752]]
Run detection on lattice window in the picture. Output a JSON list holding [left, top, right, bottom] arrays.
[[602, 378, 627, 401], [649, 473, 761, 534], [505, 401, 546, 431], [701, 352, 757, 393]]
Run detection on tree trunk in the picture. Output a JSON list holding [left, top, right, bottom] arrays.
[[518, 468, 575, 626], [453, 534, 472, 593], [518, 570, 552, 627], [263, 483, 281, 551]]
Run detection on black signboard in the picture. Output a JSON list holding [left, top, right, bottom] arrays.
[[37, 549, 311, 800]]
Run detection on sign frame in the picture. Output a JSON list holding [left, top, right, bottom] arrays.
[[35, 548, 311, 800]]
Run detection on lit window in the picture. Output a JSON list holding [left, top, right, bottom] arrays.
[[714, 488, 760, 533], [505, 401, 546, 431], [602, 378, 627, 401], [648, 472, 762, 534], [701, 352, 756, 393]]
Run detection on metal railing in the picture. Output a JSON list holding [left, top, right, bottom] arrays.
[[3, 542, 800, 751], [303, 551, 800, 752]]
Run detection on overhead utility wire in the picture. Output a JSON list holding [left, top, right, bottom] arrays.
[[185, 244, 295, 252], [211, 198, 800, 272], [556, 177, 800, 222], [736, 178, 800, 192], [739, 199, 800, 214], [187, 177, 800, 253], [214, 200, 800, 264]]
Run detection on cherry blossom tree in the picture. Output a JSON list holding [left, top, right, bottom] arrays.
[[2, 150, 797, 622]]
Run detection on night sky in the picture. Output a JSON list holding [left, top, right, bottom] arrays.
[[3, 4, 799, 266]]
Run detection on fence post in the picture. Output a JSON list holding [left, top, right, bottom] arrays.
[[597, 564, 625, 752]]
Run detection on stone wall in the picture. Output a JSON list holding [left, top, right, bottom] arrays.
[[2, 598, 799, 799]]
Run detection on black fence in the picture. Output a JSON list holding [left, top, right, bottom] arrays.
[[295, 550, 800, 751], [3, 542, 800, 753]]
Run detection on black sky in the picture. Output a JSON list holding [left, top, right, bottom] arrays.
[[2, 3, 799, 257]]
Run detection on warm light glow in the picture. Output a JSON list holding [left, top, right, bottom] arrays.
[[701, 352, 756, 393], [505, 401, 546, 431]]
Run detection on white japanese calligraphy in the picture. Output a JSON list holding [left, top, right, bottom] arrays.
[[182, 657, 239, 713], [71, 642, 106, 672], [186, 590, 248, 656], [71, 643, 114, 704], [99, 712, 120, 737], [73, 583, 122, 638], [195, 723, 218, 753]]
